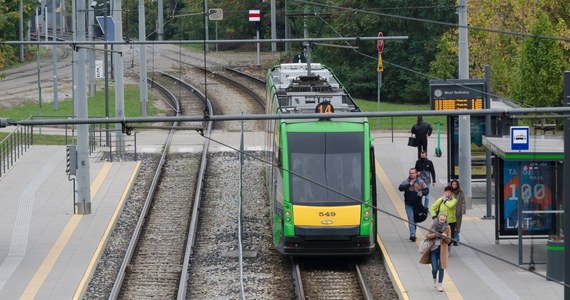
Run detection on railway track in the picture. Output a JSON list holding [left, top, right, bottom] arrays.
[[108, 72, 213, 299], [293, 258, 374, 300], [81, 49, 397, 299]]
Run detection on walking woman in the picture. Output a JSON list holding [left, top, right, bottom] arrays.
[[420, 213, 452, 292], [450, 179, 466, 246], [411, 116, 433, 159]]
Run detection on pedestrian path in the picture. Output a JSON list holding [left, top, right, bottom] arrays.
[[372, 131, 563, 299]]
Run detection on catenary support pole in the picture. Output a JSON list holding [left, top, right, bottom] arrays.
[[157, 0, 163, 41], [271, 0, 276, 51], [139, 0, 148, 116], [19, 0, 24, 62], [88, 5, 96, 97], [114, 0, 126, 155], [484, 65, 493, 219], [52, 0, 59, 110], [75, 0, 92, 214], [458, 0, 472, 208], [563, 71, 569, 300]]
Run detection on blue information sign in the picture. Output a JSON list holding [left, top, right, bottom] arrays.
[[510, 126, 529, 151]]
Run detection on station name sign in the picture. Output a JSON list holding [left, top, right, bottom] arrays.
[[429, 79, 486, 110]]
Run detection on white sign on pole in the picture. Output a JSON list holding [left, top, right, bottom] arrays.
[[209, 8, 223, 21], [249, 10, 260, 22], [95, 60, 104, 79]]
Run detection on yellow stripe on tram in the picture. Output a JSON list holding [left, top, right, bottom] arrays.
[[293, 205, 361, 226]]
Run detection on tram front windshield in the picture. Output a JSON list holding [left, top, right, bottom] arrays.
[[288, 132, 364, 205]]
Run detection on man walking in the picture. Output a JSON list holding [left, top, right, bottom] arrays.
[[399, 168, 429, 242], [415, 150, 436, 208]]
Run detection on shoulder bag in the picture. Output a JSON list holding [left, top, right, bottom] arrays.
[[418, 239, 430, 254]]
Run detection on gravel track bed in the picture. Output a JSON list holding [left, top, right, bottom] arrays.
[[151, 72, 206, 128], [83, 154, 160, 299], [186, 152, 293, 299], [219, 68, 266, 105], [301, 263, 364, 299], [119, 152, 199, 299], [359, 252, 399, 299], [182, 67, 265, 132]]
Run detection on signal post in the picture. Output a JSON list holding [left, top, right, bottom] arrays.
[[377, 32, 384, 128]]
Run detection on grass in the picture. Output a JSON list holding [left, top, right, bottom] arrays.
[[354, 99, 447, 131], [0, 85, 159, 144], [1, 85, 157, 121]]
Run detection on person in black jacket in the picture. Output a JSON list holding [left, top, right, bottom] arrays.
[[411, 116, 433, 159], [415, 150, 436, 207], [398, 168, 429, 242]]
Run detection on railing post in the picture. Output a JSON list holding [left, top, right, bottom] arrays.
[[10, 137, 14, 167], [134, 131, 137, 161], [0, 142, 3, 176]]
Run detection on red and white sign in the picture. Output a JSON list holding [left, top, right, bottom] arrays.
[[249, 10, 260, 22], [377, 32, 384, 53]]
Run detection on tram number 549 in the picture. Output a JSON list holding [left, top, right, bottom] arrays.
[[319, 211, 336, 217]]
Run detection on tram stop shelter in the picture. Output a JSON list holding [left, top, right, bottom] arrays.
[[483, 135, 564, 280]]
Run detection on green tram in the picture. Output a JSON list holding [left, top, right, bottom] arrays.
[[265, 63, 377, 256]]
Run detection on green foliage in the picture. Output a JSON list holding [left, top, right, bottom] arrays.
[[433, 0, 570, 106], [310, 0, 456, 103], [510, 12, 565, 107], [428, 31, 457, 80]]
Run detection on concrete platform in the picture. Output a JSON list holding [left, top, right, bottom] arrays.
[[373, 131, 564, 299], [0, 145, 138, 299]]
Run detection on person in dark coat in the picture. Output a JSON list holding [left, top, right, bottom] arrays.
[[411, 116, 433, 159], [398, 168, 429, 242], [415, 150, 436, 208]]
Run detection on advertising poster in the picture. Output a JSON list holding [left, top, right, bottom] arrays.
[[449, 116, 488, 179], [500, 161, 555, 235]]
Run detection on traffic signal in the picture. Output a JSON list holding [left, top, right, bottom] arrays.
[[66, 145, 77, 176]]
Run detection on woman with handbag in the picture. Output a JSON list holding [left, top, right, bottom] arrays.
[[419, 213, 452, 292], [411, 115, 433, 159], [430, 186, 458, 245]]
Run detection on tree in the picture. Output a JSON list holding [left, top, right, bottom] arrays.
[[510, 12, 565, 107], [308, 0, 456, 102]]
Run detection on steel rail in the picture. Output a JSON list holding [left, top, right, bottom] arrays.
[[291, 259, 305, 300], [176, 78, 214, 300], [108, 77, 180, 299], [192, 65, 266, 108], [223, 67, 266, 85], [355, 264, 374, 300]]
